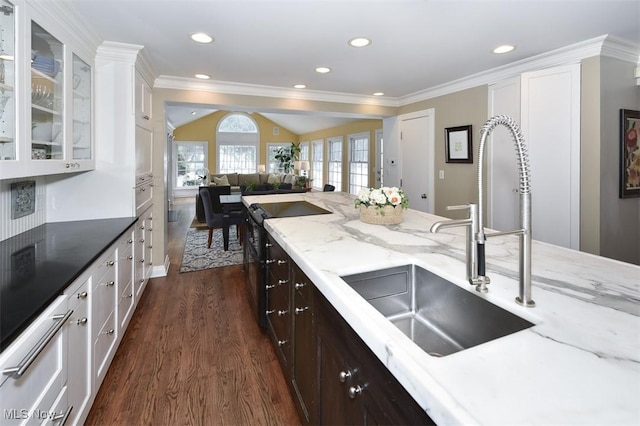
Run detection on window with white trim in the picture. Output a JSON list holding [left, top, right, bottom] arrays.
[[267, 143, 290, 173], [217, 113, 259, 174], [327, 136, 343, 191], [348, 132, 369, 195], [311, 139, 324, 189], [174, 141, 208, 188]]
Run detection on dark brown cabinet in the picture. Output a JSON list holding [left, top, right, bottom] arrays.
[[315, 289, 435, 426], [290, 262, 316, 424], [263, 231, 433, 425], [265, 234, 291, 371]]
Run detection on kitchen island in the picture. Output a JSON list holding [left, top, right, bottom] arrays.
[[243, 191, 640, 425]]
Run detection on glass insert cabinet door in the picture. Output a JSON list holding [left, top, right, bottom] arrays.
[[0, 0, 15, 162], [72, 54, 91, 160], [31, 20, 63, 161]]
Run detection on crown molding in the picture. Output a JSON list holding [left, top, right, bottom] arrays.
[[96, 42, 143, 63], [398, 35, 640, 106], [154, 76, 400, 108]]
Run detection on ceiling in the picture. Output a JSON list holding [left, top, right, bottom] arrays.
[[70, 0, 640, 132]]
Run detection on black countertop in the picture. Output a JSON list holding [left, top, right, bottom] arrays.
[[0, 217, 137, 351]]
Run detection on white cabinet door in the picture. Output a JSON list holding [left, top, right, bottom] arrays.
[[0, 296, 69, 426], [65, 278, 91, 426], [488, 77, 521, 232], [521, 64, 581, 249]]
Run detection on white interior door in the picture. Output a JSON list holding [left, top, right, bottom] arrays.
[[399, 109, 434, 213], [488, 77, 521, 231], [521, 63, 581, 249]]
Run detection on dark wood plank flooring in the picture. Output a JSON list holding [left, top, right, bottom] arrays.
[[85, 198, 300, 426]]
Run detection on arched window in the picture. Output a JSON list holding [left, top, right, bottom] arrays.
[[216, 113, 259, 173]]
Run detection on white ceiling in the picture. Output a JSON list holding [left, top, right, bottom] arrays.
[[70, 0, 640, 132]]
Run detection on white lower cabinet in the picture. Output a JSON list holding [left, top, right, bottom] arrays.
[[0, 296, 70, 425], [135, 207, 152, 300], [65, 278, 91, 426], [0, 221, 146, 425]]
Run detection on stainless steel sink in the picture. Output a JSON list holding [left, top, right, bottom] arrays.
[[341, 264, 533, 357]]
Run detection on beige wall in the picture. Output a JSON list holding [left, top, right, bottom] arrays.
[[397, 86, 488, 218], [580, 57, 602, 255], [173, 111, 298, 171], [599, 56, 640, 264], [297, 120, 383, 191]]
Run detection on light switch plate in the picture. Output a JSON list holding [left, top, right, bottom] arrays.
[[439, 170, 445, 179]]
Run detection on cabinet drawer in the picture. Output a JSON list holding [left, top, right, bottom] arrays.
[[118, 281, 135, 331], [92, 248, 117, 284], [92, 266, 117, 337], [117, 242, 133, 291], [93, 311, 117, 387], [135, 181, 153, 217], [0, 297, 69, 425], [41, 385, 71, 426]]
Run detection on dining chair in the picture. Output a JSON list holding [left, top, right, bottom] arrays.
[[199, 188, 244, 249]]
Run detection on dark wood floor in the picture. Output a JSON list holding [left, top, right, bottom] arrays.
[[85, 198, 300, 426]]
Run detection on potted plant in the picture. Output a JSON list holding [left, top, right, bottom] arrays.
[[274, 142, 300, 173]]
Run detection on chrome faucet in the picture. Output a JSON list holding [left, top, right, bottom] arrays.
[[477, 115, 535, 307], [430, 115, 535, 307], [430, 204, 488, 288]]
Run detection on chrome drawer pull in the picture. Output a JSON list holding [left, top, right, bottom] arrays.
[[277, 310, 288, 316], [277, 259, 288, 265], [348, 385, 363, 399], [106, 328, 115, 335], [77, 291, 88, 299], [266, 284, 276, 290], [294, 282, 306, 290], [266, 309, 275, 315], [107, 260, 115, 266], [278, 279, 288, 285], [265, 259, 276, 265], [339, 370, 351, 382], [295, 307, 309, 315], [52, 405, 73, 426], [77, 317, 88, 325], [265, 243, 273, 248], [277, 340, 287, 347], [2, 309, 73, 379], [128, 255, 133, 260], [106, 281, 115, 287]]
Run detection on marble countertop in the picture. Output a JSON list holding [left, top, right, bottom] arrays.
[[244, 191, 640, 425]]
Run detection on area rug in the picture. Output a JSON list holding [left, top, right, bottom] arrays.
[[179, 227, 243, 273], [190, 216, 208, 230]]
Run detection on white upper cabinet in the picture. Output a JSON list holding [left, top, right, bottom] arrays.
[[0, 0, 95, 179], [0, 0, 17, 171]]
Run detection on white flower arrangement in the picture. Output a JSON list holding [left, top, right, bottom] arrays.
[[355, 187, 409, 210]]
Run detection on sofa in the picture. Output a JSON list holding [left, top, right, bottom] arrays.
[[209, 172, 299, 193]]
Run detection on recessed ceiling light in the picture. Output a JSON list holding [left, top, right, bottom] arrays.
[[190, 32, 214, 44], [493, 44, 516, 54], [195, 73, 210, 80], [294, 84, 306, 89], [349, 37, 371, 48], [315, 67, 331, 74], [373, 92, 384, 96]]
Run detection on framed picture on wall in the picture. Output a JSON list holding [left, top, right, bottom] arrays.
[[445, 125, 472, 163], [620, 109, 640, 198]]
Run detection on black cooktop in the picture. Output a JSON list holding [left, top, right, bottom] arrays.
[[255, 201, 332, 219]]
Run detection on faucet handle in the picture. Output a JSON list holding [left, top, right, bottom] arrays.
[[447, 204, 469, 211]]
